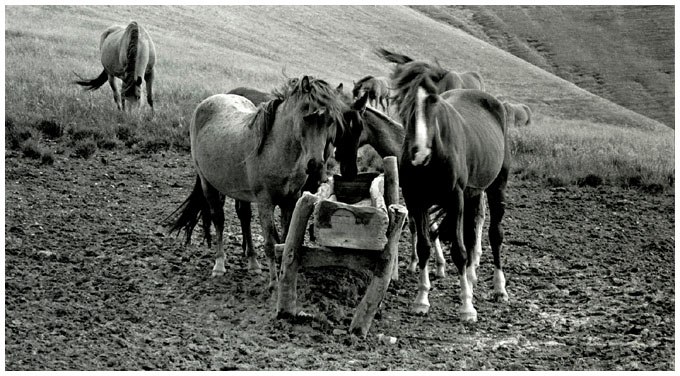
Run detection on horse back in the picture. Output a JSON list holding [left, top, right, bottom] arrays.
[[440, 89, 507, 189]]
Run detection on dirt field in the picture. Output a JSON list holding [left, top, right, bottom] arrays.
[[5, 149, 674, 371]]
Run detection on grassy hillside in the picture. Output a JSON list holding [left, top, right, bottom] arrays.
[[411, 5, 675, 128], [5, 5, 674, 189]]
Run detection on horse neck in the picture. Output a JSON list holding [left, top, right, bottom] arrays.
[[266, 103, 304, 166], [363, 108, 404, 158]]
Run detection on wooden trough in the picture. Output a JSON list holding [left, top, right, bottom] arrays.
[[275, 156, 407, 337]]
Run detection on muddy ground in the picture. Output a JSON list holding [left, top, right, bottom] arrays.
[[5, 149, 675, 370]]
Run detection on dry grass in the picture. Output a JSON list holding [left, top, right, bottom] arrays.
[[4, 5, 674, 190]]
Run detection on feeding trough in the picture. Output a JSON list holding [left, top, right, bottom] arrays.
[[275, 156, 407, 337]]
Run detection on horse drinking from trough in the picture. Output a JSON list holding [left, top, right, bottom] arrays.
[[166, 76, 344, 290], [75, 21, 156, 114], [333, 90, 449, 278], [173, 84, 336, 261], [385, 55, 510, 321]]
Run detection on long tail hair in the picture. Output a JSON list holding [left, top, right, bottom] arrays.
[[165, 175, 212, 246], [74, 70, 108, 91], [122, 21, 140, 98]]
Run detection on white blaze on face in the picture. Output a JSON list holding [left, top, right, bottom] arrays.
[[412, 87, 431, 166]]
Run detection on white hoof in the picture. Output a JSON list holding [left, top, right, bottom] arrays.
[[407, 261, 418, 273], [211, 268, 225, 277], [460, 309, 478, 322], [411, 303, 430, 315], [247, 258, 262, 274]]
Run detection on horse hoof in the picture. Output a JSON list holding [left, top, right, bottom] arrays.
[[267, 280, 277, 292], [460, 310, 478, 322], [434, 266, 446, 279], [247, 259, 262, 274], [411, 304, 430, 316], [211, 269, 225, 278], [494, 292, 509, 303], [407, 262, 418, 273]]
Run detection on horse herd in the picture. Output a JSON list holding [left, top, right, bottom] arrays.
[[75, 21, 536, 323]]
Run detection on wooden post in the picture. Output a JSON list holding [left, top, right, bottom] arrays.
[[276, 179, 333, 318], [349, 204, 407, 337], [382, 156, 401, 281], [276, 192, 319, 318]]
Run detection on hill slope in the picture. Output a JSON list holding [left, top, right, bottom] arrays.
[[411, 5, 675, 128], [5, 5, 670, 133]]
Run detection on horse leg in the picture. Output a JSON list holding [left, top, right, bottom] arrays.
[[432, 237, 447, 278], [257, 201, 279, 291], [411, 209, 432, 315], [449, 187, 477, 322], [464, 193, 485, 286], [144, 69, 154, 116], [407, 216, 419, 273], [200, 178, 226, 277], [107, 75, 122, 110], [235, 200, 261, 274], [487, 182, 509, 302]]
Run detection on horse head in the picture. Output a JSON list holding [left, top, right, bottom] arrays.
[[334, 91, 370, 179], [122, 75, 143, 108], [294, 76, 343, 178]]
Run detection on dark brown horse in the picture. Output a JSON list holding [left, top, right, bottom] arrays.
[[386, 55, 510, 322]]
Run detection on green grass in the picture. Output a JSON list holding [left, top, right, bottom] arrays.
[[4, 5, 674, 191]]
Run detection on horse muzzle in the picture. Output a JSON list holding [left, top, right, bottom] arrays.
[[411, 147, 432, 166]]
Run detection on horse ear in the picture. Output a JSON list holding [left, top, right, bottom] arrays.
[[336, 83, 343, 92], [301, 76, 311, 93], [353, 92, 369, 113]]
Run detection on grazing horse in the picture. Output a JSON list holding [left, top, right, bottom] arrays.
[[352, 75, 391, 113], [387, 57, 510, 322], [503, 101, 533, 127], [75, 21, 156, 113], [376, 48, 485, 91], [333, 90, 449, 278], [166, 76, 344, 290]]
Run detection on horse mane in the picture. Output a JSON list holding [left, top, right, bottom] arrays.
[[355, 75, 375, 86], [122, 21, 139, 97], [390, 61, 444, 126], [248, 76, 346, 155]]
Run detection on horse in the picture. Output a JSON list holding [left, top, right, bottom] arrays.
[[75, 21, 156, 114], [166, 76, 344, 290], [332, 90, 449, 278], [503, 101, 532, 127], [173, 85, 336, 256], [352, 75, 391, 113], [386, 56, 510, 322], [375, 48, 485, 91]]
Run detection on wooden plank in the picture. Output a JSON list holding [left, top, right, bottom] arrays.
[[313, 200, 389, 251]]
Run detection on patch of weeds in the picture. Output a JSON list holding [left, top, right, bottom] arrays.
[[546, 176, 568, 187], [68, 124, 105, 143], [36, 119, 64, 139], [6, 117, 35, 150], [577, 174, 603, 188], [41, 150, 55, 165], [138, 138, 171, 154], [72, 139, 97, 159], [98, 138, 120, 150], [21, 139, 43, 159]]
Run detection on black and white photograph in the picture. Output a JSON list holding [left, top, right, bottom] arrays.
[[4, 3, 675, 371]]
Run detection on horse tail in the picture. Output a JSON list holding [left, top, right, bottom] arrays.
[[165, 175, 210, 246], [74, 70, 108, 91], [375, 48, 413, 65], [523, 104, 532, 125], [123, 21, 140, 96]]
